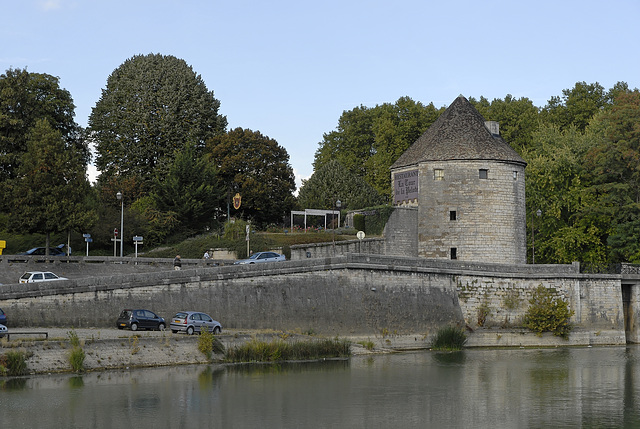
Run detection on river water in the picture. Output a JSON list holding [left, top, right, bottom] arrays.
[[2, 346, 640, 428]]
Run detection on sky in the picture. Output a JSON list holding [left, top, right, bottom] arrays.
[[3, 0, 640, 191]]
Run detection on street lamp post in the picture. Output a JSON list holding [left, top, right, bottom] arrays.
[[332, 199, 341, 255], [117, 192, 124, 257]]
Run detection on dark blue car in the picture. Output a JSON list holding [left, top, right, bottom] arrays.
[[20, 244, 67, 256], [0, 308, 7, 326]]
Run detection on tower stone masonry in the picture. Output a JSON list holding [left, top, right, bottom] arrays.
[[390, 96, 527, 264]]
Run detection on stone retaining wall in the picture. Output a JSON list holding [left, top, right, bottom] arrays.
[[0, 254, 630, 344]]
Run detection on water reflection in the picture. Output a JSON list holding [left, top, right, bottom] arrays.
[[431, 350, 465, 365], [1, 347, 639, 428]]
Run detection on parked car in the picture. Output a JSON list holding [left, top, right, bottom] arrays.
[[234, 251, 286, 265], [19, 271, 68, 283], [170, 311, 222, 335], [19, 244, 66, 256], [116, 309, 166, 331], [0, 324, 6, 338], [0, 308, 6, 326]]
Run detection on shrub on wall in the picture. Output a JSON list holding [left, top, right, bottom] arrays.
[[353, 214, 365, 232], [523, 285, 575, 339], [431, 325, 467, 351], [0, 350, 29, 376], [364, 205, 395, 236]]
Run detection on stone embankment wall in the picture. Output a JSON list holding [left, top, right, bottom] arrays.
[[0, 254, 630, 345], [0, 255, 464, 336]]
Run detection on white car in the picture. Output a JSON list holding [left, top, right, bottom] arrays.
[[234, 251, 286, 265], [0, 324, 7, 338], [19, 271, 68, 283]]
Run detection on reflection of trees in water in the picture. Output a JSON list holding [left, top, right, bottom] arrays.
[[1, 377, 28, 390], [69, 376, 84, 388], [198, 366, 226, 389], [432, 351, 466, 365], [223, 359, 350, 376]]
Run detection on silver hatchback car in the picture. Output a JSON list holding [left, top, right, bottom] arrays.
[[170, 311, 222, 335], [234, 251, 286, 265]]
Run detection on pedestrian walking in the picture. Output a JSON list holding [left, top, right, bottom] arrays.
[[174, 255, 182, 270]]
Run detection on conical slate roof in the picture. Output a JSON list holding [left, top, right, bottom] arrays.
[[391, 96, 526, 169]]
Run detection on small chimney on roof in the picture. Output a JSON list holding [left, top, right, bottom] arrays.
[[485, 121, 499, 136]]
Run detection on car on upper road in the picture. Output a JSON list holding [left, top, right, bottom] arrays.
[[0, 308, 6, 326], [116, 309, 166, 331], [0, 324, 7, 338], [19, 244, 67, 256], [170, 311, 222, 335], [19, 271, 68, 283], [234, 251, 286, 265]]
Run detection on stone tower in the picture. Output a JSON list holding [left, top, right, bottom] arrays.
[[389, 96, 527, 264]]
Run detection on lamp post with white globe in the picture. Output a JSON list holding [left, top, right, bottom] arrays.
[[116, 192, 124, 257]]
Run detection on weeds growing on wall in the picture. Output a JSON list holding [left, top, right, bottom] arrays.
[[431, 326, 467, 351], [477, 303, 491, 327], [69, 347, 85, 372], [523, 285, 574, 339], [197, 330, 225, 361], [67, 330, 85, 372]]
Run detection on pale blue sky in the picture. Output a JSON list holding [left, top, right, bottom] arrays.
[[3, 0, 640, 190]]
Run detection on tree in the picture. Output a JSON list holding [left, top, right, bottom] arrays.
[[366, 97, 442, 196], [541, 81, 609, 132], [523, 124, 607, 265], [297, 159, 384, 210], [89, 53, 227, 195], [0, 68, 82, 211], [9, 119, 94, 251], [206, 128, 296, 227], [470, 95, 540, 152], [314, 97, 442, 197], [151, 145, 224, 234], [582, 90, 640, 263]]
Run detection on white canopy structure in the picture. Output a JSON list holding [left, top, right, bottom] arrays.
[[290, 209, 341, 231]]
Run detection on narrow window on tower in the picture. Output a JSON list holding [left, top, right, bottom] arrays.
[[451, 248, 457, 260], [513, 171, 518, 180], [479, 169, 488, 179], [450, 210, 457, 221]]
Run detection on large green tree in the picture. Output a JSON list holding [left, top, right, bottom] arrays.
[[297, 159, 384, 210], [541, 81, 610, 132], [151, 145, 223, 234], [89, 53, 227, 195], [314, 97, 442, 197], [524, 124, 606, 265], [0, 68, 82, 212], [10, 119, 94, 251], [470, 94, 540, 152], [206, 128, 296, 227], [581, 90, 640, 263]]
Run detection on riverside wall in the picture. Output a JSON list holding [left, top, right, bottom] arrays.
[[0, 254, 631, 345]]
